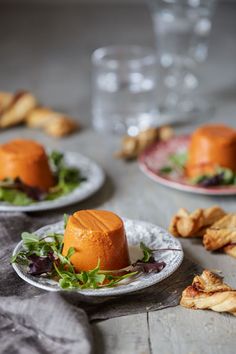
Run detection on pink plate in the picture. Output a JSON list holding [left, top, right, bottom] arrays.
[[138, 135, 236, 196]]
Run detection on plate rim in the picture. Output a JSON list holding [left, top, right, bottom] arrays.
[[138, 135, 236, 196], [0, 151, 105, 212], [12, 218, 184, 297]]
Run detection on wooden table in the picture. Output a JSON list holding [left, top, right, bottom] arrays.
[[0, 2, 236, 353]]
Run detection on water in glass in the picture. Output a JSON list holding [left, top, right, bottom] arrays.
[[150, 0, 215, 117], [92, 46, 159, 135]]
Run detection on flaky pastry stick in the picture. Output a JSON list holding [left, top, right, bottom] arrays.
[[169, 205, 226, 238], [180, 270, 236, 316], [0, 91, 37, 128], [203, 213, 236, 251], [26, 107, 78, 137], [45, 116, 77, 138]]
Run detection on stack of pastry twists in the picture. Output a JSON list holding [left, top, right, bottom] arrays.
[[169, 205, 236, 259], [181, 270, 236, 316], [169, 206, 226, 238], [0, 90, 78, 137]]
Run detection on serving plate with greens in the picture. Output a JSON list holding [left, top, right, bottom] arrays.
[[0, 151, 105, 212], [11, 217, 183, 296], [139, 135, 236, 196]]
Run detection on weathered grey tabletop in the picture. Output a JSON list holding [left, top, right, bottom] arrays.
[[0, 1, 236, 353]]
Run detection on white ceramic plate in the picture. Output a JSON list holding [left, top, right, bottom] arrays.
[[12, 218, 183, 296], [0, 152, 105, 212]]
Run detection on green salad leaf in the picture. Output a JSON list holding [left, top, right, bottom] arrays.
[[49, 150, 64, 169], [46, 151, 85, 200], [159, 151, 188, 175], [159, 166, 173, 175], [140, 242, 154, 262], [0, 187, 33, 206], [169, 152, 188, 169], [63, 213, 69, 229], [217, 167, 236, 185]]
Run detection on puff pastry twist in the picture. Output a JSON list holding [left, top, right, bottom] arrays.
[[181, 270, 236, 316]]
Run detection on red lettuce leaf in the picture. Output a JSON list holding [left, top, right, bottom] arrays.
[[28, 253, 55, 275]]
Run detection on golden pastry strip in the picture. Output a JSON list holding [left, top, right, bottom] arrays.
[[26, 108, 78, 137], [169, 206, 226, 238], [115, 126, 174, 160], [0, 91, 37, 128], [203, 214, 236, 251], [180, 270, 236, 316], [44, 116, 78, 138]]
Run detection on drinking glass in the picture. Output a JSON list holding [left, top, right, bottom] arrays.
[[92, 45, 159, 135], [149, 0, 216, 121]]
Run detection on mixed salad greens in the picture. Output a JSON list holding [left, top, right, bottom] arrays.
[[11, 215, 176, 290], [159, 151, 236, 187], [0, 151, 85, 206]]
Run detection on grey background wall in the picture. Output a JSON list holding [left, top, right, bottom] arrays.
[[0, 0, 234, 127]]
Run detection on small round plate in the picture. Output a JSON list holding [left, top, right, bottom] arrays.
[[139, 135, 236, 196], [12, 218, 183, 296], [0, 152, 105, 212]]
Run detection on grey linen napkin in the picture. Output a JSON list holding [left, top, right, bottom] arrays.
[[0, 212, 203, 352], [0, 213, 92, 354]]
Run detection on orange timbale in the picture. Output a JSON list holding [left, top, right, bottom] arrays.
[[62, 210, 131, 271], [0, 139, 54, 191], [186, 124, 236, 178]]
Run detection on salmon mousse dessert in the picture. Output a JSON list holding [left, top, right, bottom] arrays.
[[186, 125, 236, 179], [12, 209, 168, 290], [0, 139, 84, 205], [62, 210, 130, 271], [0, 139, 54, 191], [159, 124, 236, 187]]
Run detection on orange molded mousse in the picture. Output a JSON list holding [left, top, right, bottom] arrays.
[[62, 210, 130, 272], [0, 139, 54, 191], [186, 124, 236, 178]]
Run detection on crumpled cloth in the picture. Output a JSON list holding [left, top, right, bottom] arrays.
[[0, 212, 203, 353], [0, 213, 92, 354], [0, 294, 92, 354]]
